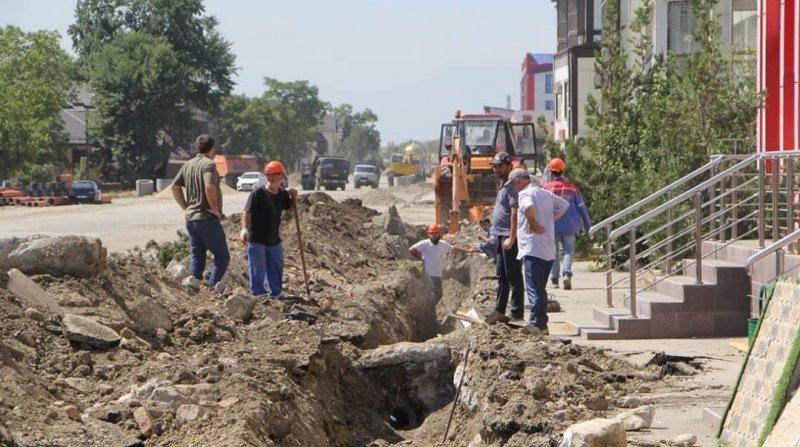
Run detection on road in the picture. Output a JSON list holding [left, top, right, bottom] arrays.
[[0, 178, 435, 253]]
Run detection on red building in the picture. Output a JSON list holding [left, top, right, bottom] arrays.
[[758, 0, 798, 153]]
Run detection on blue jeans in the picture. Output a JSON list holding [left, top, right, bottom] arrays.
[[247, 242, 284, 296], [430, 276, 443, 302], [186, 218, 229, 288], [523, 255, 554, 328], [494, 236, 524, 318], [552, 233, 576, 280]]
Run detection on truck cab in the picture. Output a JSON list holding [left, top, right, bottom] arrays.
[[311, 156, 349, 191]]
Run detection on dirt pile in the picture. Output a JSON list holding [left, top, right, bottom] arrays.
[[0, 192, 686, 446]]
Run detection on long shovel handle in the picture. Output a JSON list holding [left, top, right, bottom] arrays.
[[292, 198, 311, 297]]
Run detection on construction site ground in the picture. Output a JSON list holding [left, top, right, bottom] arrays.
[[0, 177, 746, 446]]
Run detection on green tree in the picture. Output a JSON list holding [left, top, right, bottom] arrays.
[[88, 32, 192, 183], [0, 26, 75, 179], [261, 78, 326, 167], [68, 0, 236, 182], [219, 94, 268, 155], [332, 104, 381, 163]]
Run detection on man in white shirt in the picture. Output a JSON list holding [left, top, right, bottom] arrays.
[[409, 224, 474, 302], [509, 168, 569, 335]]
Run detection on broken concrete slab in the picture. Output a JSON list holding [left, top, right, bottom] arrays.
[[355, 342, 451, 369], [559, 418, 627, 447], [61, 314, 121, 349], [7, 269, 64, 316], [221, 291, 258, 322], [5, 236, 106, 277]]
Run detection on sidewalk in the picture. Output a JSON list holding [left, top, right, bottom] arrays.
[[549, 261, 747, 445]]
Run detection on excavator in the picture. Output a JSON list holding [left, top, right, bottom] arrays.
[[386, 142, 427, 186], [434, 111, 538, 233]]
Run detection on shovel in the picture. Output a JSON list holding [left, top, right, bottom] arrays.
[[292, 198, 311, 297]]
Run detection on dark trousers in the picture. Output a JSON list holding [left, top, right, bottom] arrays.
[[493, 235, 524, 318], [186, 217, 230, 288], [431, 276, 443, 302], [523, 255, 554, 328]]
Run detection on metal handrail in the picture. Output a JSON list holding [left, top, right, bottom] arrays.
[[588, 154, 730, 237], [745, 228, 800, 275], [608, 153, 761, 240]]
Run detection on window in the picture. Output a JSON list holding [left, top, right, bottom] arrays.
[[545, 100, 554, 111], [667, 1, 697, 55], [732, 0, 757, 52], [545, 74, 554, 94]]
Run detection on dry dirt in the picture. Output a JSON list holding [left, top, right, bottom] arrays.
[[0, 184, 729, 446]]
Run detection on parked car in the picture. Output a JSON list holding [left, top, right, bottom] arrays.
[[353, 164, 380, 188], [68, 180, 102, 204], [236, 172, 265, 191]]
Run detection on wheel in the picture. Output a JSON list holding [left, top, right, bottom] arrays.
[[371, 183, 378, 188], [341, 184, 346, 191], [355, 184, 360, 189], [388, 175, 394, 187]]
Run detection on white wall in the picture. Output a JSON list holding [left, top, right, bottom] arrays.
[[533, 71, 555, 126], [576, 57, 598, 138], [553, 58, 570, 141]]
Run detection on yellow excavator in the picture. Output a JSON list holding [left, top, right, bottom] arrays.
[[386, 142, 427, 186], [434, 111, 538, 233]]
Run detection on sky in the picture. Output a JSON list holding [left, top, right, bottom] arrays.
[[1, 0, 556, 144]]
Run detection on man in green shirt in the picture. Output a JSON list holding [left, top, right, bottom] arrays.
[[171, 134, 230, 290]]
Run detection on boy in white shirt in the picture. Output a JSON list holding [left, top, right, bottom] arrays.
[[409, 224, 475, 302]]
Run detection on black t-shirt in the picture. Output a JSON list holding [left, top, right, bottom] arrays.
[[244, 187, 292, 246]]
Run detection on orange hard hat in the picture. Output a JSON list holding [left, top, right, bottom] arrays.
[[548, 157, 566, 172], [427, 224, 441, 235], [264, 160, 286, 175]]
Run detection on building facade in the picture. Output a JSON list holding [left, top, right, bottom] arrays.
[[520, 53, 555, 126], [758, 0, 798, 154]]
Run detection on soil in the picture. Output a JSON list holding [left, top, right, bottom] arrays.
[[0, 187, 724, 446]]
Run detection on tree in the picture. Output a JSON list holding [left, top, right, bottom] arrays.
[[88, 32, 192, 183], [332, 104, 381, 163], [68, 0, 236, 182], [261, 78, 326, 167], [219, 94, 268, 155], [0, 26, 75, 179]]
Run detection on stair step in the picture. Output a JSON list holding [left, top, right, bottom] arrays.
[[636, 291, 683, 317], [592, 308, 652, 338], [681, 259, 748, 284], [653, 275, 718, 301]]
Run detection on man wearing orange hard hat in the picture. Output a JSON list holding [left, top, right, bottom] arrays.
[[543, 157, 592, 290], [239, 160, 298, 298], [409, 224, 475, 302]]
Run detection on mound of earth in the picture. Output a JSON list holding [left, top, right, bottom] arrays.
[[0, 192, 676, 446]]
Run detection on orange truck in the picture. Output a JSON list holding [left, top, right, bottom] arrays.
[[214, 154, 260, 188]]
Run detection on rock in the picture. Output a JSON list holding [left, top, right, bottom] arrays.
[[64, 405, 81, 421], [181, 276, 200, 291], [127, 298, 173, 335], [61, 314, 121, 349], [132, 407, 154, 438], [617, 396, 641, 408], [560, 418, 626, 447], [119, 328, 152, 352], [64, 377, 93, 394], [156, 329, 170, 345], [381, 205, 405, 236], [175, 404, 210, 426], [166, 261, 188, 279], [217, 397, 239, 408], [614, 406, 655, 431], [355, 342, 451, 369], [8, 269, 64, 315], [150, 386, 191, 406], [221, 293, 258, 322], [669, 434, 698, 446], [24, 307, 46, 322], [5, 236, 106, 277], [97, 384, 115, 396]]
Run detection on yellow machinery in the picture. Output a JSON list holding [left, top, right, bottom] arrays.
[[434, 111, 539, 233], [386, 142, 427, 186]]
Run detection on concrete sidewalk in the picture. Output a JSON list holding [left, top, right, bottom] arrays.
[[546, 261, 747, 446]]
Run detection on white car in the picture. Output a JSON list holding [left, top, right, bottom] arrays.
[[353, 164, 380, 188], [236, 172, 265, 191]]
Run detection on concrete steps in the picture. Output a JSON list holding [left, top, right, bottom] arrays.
[[574, 258, 751, 340]]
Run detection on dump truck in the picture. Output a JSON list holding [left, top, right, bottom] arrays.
[[386, 142, 428, 186], [310, 156, 349, 191], [214, 154, 260, 188], [434, 111, 538, 233]]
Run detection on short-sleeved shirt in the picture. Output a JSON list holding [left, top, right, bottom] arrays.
[[516, 184, 570, 261], [490, 181, 518, 237], [173, 154, 222, 221], [244, 186, 292, 247], [410, 239, 453, 278]]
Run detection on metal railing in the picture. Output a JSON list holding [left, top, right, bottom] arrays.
[[598, 150, 800, 318], [745, 227, 800, 279]]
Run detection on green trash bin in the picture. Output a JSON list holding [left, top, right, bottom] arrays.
[[748, 284, 775, 346]]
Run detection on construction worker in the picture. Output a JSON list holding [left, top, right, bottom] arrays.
[[543, 157, 592, 290], [239, 160, 297, 298], [409, 224, 475, 303], [484, 152, 525, 324], [510, 168, 569, 335], [171, 134, 230, 292]]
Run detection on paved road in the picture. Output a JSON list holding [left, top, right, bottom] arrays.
[[0, 178, 434, 253]]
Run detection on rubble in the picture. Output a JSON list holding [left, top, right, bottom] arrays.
[[0, 192, 707, 446]]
